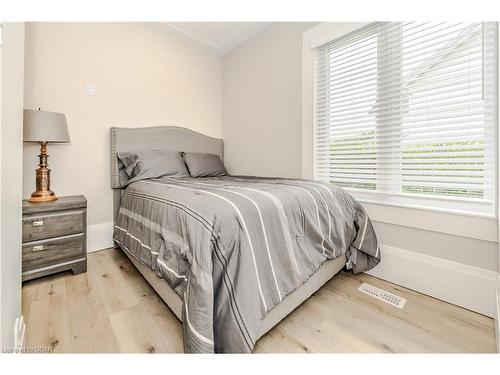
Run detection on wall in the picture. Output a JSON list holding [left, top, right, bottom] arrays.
[[496, 31, 500, 352], [23, 22, 221, 250], [222, 22, 317, 178], [1, 22, 25, 349]]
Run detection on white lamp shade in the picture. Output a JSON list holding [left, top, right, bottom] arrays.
[[23, 109, 70, 143]]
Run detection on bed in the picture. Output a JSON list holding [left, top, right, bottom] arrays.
[[110, 126, 380, 353]]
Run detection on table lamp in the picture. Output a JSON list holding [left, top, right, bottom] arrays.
[[23, 109, 70, 203]]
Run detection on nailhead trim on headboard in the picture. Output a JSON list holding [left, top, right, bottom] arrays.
[[110, 126, 224, 224], [110, 126, 224, 189]]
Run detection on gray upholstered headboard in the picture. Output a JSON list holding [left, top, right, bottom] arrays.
[[110, 126, 224, 221]]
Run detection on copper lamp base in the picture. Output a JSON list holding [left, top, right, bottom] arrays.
[[29, 142, 59, 203], [29, 190, 58, 203]]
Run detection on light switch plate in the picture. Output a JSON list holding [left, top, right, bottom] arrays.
[[85, 84, 95, 96]]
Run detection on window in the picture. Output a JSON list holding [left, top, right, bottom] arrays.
[[314, 22, 498, 215]]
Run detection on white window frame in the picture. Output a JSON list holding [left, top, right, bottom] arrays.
[[303, 22, 499, 219]]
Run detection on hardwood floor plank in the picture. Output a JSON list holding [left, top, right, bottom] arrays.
[[139, 294, 183, 352], [86, 250, 141, 316], [327, 273, 496, 352], [108, 247, 157, 299], [21, 248, 497, 353], [108, 298, 182, 353], [23, 275, 72, 353], [64, 271, 121, 353]]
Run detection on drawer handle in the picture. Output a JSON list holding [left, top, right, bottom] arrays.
[[32, 220, 44, 227], [33, 245, 44, 252]]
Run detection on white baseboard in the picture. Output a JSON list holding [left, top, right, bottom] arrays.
[[87, 221, 114, 253], [366, 244, 497, 318]]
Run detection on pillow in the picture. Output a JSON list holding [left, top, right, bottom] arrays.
[[117, 150, 189, 186], [182, 152, 228, 177]]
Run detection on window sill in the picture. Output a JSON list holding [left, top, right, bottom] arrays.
[[354, 196, 495, 220], [346, 188, 495, 219], [347, 193, 497, 243]]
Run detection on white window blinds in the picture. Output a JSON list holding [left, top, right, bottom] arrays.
[[315, 22, 498, 214]]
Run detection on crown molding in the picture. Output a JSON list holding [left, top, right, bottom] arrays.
[[162, 22, 271, 56]]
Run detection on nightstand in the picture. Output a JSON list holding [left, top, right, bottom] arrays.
[[22, 195, 87, 281]]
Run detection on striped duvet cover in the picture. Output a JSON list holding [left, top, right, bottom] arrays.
[[112, 176, 380, 353]]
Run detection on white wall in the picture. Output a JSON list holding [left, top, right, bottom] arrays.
[[1, 22, 25, 349], [23, 22, 222, 233], [222, 22, 317, 178]]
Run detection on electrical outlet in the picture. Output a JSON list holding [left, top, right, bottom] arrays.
[[14, 316, 26, 350]]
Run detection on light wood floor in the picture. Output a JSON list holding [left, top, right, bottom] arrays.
[[22, 247, 497, 353]]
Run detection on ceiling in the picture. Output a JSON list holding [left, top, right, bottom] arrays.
[[163, 22, 271, 56]]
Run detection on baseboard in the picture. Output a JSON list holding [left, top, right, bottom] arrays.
[[366, 244, 497, 318], [87, 221, 114, 253]]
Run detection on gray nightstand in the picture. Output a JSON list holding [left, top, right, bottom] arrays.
[[22, 195, 87, 281]]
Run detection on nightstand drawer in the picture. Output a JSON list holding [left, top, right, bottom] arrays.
[[22, 209, 85, 242], [22, 233, 85, 271]]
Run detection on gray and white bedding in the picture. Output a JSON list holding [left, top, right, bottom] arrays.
[[112, 175, 380, 353]]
